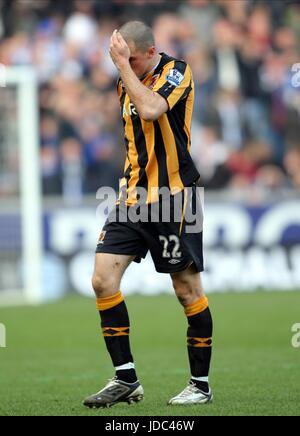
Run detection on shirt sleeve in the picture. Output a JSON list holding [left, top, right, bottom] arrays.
[[152, 61, 193, 110]]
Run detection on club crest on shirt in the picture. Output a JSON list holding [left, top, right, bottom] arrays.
[[166, 69, 184, 87], [98, 231, 106, 245]]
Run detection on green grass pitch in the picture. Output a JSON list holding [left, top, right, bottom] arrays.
[[0, 292, 300, 416]]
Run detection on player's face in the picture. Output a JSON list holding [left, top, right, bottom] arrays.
[[128, 42, 156, 78]]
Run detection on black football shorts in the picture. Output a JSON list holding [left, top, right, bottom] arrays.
[[96, 185, 204, 274]]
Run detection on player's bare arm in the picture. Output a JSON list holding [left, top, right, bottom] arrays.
[[109, 30, 168, 121]]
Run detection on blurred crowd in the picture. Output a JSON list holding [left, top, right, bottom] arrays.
[[0, 0, 300, 199]]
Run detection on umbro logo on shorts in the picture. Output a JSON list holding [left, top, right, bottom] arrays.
[[168, 259, 181, 265], [97, 231, 107, 246]]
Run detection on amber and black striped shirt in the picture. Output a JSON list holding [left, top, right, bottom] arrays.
[[118, 52, 200, 205]]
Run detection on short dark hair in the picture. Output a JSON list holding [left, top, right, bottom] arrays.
[[119, 21, 155, 52]]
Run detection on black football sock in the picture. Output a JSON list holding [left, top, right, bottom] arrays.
[[184, 296, 213, 393], [96, 291, 138, 384]]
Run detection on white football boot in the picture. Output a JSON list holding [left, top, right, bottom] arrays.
[[168, 381, 213, 405]]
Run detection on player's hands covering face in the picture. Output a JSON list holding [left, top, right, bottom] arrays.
[[109, 30, 130, 70]]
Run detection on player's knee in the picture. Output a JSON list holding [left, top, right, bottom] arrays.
[[172, 278, 192, 305], [92, 272, 117, 298], [172, 277, 203, 307], [176, 292, 195, 307]]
